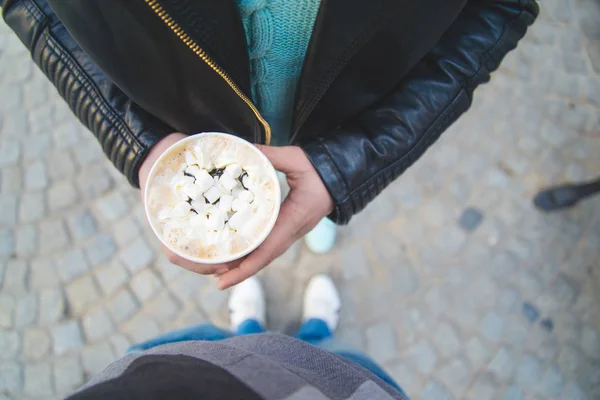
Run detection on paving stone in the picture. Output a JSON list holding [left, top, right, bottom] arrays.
[[562, 382, 587, 400], [145, 291, 180, 322], [76, 164, 114, 198], [433, 226, 467, 255], [109, 334, 132, 356], [29, 257, 60, 289], [57, 248, 90, 283], [39, 219, 69, 254], [458, 207, 484, 233], [23, 362, 53, 397], [169, 272, 209, 303], [2, 259, 27, 292], [0, 229, 15, 258], [65, 276, 100, 315], [540, 318, 554, 332], [120, 237, 156, 273], [130, 269, 162, 302], [466, 373, 496, 400], [581, 324, 600, 358], [538, 364, 565, 397], [409, 339, 438, 375], [503, 315, 529, 347], [121, 314, 160, 343], [551, 273, 581, 308], [385, 361, 424, 396], [0, 330, 20, 360], [23, 327, 51, 360], [82, 306, 114, 342], [81, 342, 115, 376], [496, 286, 520, 314], [53, 356, 84, 394], [488, 347, 516, 383], [65, 210, 98, 242], [46, 148, 77, 181], [74, 140, 104, 168], [14, 292, 37, 327], [422, 381, 453, 400], [338, 244, 370, 280], [502, 386, 523, 400], [437, 358, 470, 395], [0, 137, 20, 167], [365, 322, 398, 364], [522, 302, 540, 323], [85, 233, 117, 265], [18, 192, 45, 223], [53, 121, 81, 149], [52, 320, 84, 355], [392, 179, 422, 209], [22, 134, 52, 161], [516, 354, 542, 389], [39, 287, 65, 324], [0, 195, 17, 227], [94, 261, 128, 295], [0, 362, 23, 394], [1, 166, 22, 196], [198, 284, 228, 315], [432, 322, 461, 358], [107, 288, 139, 323], [14, 224, 37, 256], [24, 159, 48, 191], [47, 180, 79, 211], [94, 191, 130, 221], [111, 215, 141, 246], [0, 294, 15, 328]]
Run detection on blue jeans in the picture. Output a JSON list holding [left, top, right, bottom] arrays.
[[128, 319, 404, 395]]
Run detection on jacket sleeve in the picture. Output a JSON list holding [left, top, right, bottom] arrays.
[[1, 0, 173, 187], [299, 0, 539, 224]]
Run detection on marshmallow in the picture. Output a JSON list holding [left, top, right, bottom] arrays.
[[204, 185, 222, 204], [193, 145, 213, 170], [231, 185, 244, 199], [237, 190, 254, 203], [194, 169, 214, 192], [185, 165, 202, 178], [185, 152, 198, 166], [224, 164, 242, 178], [181, 183, 203, 200], [157, 208, 171, 221], [219, 195, 233, 212], [242, 174, 251, 189], [232, 198, 250, 212], [191, 199, 208, 211], [227, 209, 248, 231], [189, 214, 205, 229], [205, 209, 225, 231], [172, 201, 191, 218], [218, 174, 238, 193]]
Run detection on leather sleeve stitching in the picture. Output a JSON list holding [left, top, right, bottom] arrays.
[[44, 34, 146, 154]]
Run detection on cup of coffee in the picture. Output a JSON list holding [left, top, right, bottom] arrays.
[[144, 132, 281, 264]]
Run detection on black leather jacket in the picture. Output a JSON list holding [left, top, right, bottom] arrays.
[[1, 0, 538, 223]]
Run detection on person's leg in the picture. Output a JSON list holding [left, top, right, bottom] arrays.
[[127, 323, 234, 353], [534, 176, 600, 212], [296, 275, 405, 395], [229, 277, 267, 335], [304, 217, 337, 254]]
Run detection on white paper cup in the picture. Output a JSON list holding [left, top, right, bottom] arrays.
[[144, 132, 281, 264]]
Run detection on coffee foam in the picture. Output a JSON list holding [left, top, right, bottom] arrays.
[[146, 134, 279, 262]]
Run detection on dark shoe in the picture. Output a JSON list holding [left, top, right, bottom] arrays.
[[533, 185, 582, 212]]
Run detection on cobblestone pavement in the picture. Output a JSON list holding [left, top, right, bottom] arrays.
[[1, 1, 600, 399]]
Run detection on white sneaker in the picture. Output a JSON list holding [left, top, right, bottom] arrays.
[[302, 274, 341, 332], [304, 218, 337, 254], [229, 277, 266, 332]]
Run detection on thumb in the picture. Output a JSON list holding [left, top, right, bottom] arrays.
[[255, 145, 303, 174]]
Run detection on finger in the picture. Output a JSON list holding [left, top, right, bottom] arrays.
[[217, 197, 306, 289], [255, 145, 303, 174]]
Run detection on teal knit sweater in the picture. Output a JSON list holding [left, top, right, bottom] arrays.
[[237, 0, 321, 146]]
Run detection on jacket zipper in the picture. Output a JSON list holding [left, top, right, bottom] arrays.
[[144, 0, 271, 145]]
